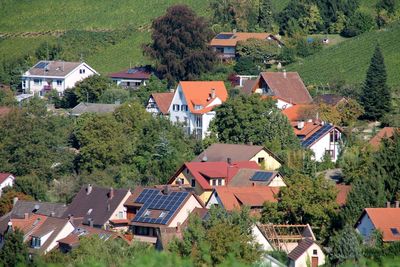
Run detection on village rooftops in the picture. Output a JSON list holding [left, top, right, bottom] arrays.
[[228, 169, 285, 187], [177, 81, 228, 114], [210, 32, 278, 47], [24, 61, 97, 78], [108, 67, 151, 80], [291, 121, 339, 148], [281, 104, 316, 122], [4, 200, 68, 219]]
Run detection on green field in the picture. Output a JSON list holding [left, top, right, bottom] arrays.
[[288, 22, 400, 89]]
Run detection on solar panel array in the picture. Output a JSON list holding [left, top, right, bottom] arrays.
[[133, 189, 189, 225], [35, 62, 49, 69], [301, 125, 333, 148], [250, 171, 274, 182], [127, 68, 138, 74], [215, 33, 234, 39]]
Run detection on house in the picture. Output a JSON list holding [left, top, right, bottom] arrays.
[[70, 102, 121, 116], [108, 67, 151, 89], [206, 186, 279, 215], [287, 238, 326, 267], [292, 121, 343, 162], [124, 186, 204, 249], [21, 61, 98, 97], [0, 214, 74, 255], [242, 71, 313, 107], [57, 224, 126, 253], [193, 143, 282, 170], [229, 169, 286, 187], [209, 32, 282, 60], [255, 224, 325, 267], [355, 204, 400, 242], [314, 94, 347, 107], [167, 81, 228, 139], [146, 92, 174, 115], [0, 173, 15, 196], [168, 160, 260, 203], [369, 127, 398, 150], [0, 199, 68, 220], [62, 185, 131, 231]]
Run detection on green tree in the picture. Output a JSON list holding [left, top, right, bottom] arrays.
[[131, 75, 169, 105], [236, 38, 280, 65], [337, 99, 364, 126], [376, 0, 397, 15], [0, 229, 29, 267], [234, 57, 259, 75], [298, 4, 323, 33], [341, 11, 376, 37], [73, 75, 112, 103], [0, 86, 17, 106], [258, 0, 274, 31], [144, 5, 214, 83], [0, 190, 33, 216], [14, 174, 49, 201], [99, 88, 130, 104], [361, 45, 391, 120], [211, 95, 300, 151], [330, 225, 363, 264]]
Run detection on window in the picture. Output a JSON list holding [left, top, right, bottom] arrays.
[[258, 157, 265, 164], [313, 249, 317, 255], [186, 169, 189, 174], [56, 80, 62, 86], [195, 116, 202, 128], [181, 105, 188, 111], [212, 179, 217, 186], [173, 104, 180, 111], [391, 228, 400, 236], [34, 79, 42, 85], [159, 211, 167, 218], [218, 179, 223, 186], [194, 105, 203, 110], [191, 179, 196, 187], [216, 47, 224, 53], [31, 237, 41, 248], [79, 69, 86, 74], [118, 211, 124, 219], [22, 80, 26, 88]]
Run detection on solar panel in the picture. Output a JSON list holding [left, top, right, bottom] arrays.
[[133, 190, 189, 225], [215, 33, 234, 39], [127, 68, 138, 74], [250, 171, 274, 182], [35, 62, 49, 69], [391, 228, 399, 235], [301, 125, 333, 148]]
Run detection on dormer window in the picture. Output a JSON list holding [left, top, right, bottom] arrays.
[[31, 237, 41, 248], [79, 69, 86, 74], [144, 210, 151, 217], [194, 105, 203, 110], [159, 211, 167, 218]]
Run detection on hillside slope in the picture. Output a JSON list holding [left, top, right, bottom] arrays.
[[287, 22, 400, 89]]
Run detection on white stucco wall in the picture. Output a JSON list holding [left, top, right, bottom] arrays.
[[356, 214, 376, 241], [268, 175, 286, 187], [309, 129, 341, 162], [252, 225, 274, 251], [276, 99, 293, 110], [45, 221, 75, 254], [168, 195, 203, 227], [289, 243, 325, 267], [0, 176, 14, 195]]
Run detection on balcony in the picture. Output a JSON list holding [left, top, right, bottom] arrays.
[[43, 85, 53, 91]]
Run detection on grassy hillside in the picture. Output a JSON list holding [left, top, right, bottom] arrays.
[[287, 22, 400, 89]]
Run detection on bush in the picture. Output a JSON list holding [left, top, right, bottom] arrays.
[[341, 11, 376, 37], [233, 57, 259, 75]]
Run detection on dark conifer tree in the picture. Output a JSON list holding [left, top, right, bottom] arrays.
[[361, 44, 391, 120], [258, 0, 274, 31], [0, 229, 29, 267]]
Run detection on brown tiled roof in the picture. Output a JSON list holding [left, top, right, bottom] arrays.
[[314, 94, 346, 106], [287, 238, 315, 260], [194, 143, 281, 163], [25, 61, 94, 77], [369, 127, 398, 150], [242, 79, 258, 94], [210, 32, 273, 47], [10, 200, 68, 219], [335, 184, 351, 206], [229, 169, 280, 187], [70, 102, 120, 116], [151, 92, 174, 115], [108, 67, 151, 80], [63, 185, 130, 227], [357, 208, 400, 242]]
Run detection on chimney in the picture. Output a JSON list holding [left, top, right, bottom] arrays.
[[211, 88, 216, 99], [169, 88, 175, 93], [68, 214, 74, 223], [396, 201, 399, 208], [233, 29, 237, 34], [252, 182, 255, 187], [6, 221, 13, 233], [13, 197, 18, 207], [387, 201, 391, 208], [109, 187, 114, 199], [163, 185, 170, 195], [88, 218, 93, 228], [201, 155, 208, 162], [248, 141, 253, 146], [176, 222, 181, 233], [86, 184, 92, 195], [24, 213, 29, 219], [283, 69, 287, 79], [227, 157, 232, 165], [107, 203, 111, 211], [50, 211, 55, 217], [297, 121, 304, 130]]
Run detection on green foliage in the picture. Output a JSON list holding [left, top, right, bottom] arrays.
[[99, 88, 130, 104], [0, 87, 17, 106], [317, 151, 335, 171], [0, 229, 29, 267], [35, 41, 63, 60], [258, 0, 274, 31], [337, 99, 364, 126], [233, 57, 259, 75], [330, 225, 363, 264], [236, 38, 280, 65], [0, 190, 33, 216], [14, 174, 49, 201], [131, 75, 169, 105], [361, 44, 391, 120], [73, 75, 114, 103], [144, 5, 214, 84], [342, 11, 376, 37], [211, 95, 300, 152]]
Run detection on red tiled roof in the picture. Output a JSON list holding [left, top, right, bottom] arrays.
[[151, 92, 174, 115], [335, 184, 351, 206], [108, 67, 151, 80], [363, 208, 400, 242], [0, 173, 13, 184], [369, 127, 398, 150], [214, 186, 279, 211], [169, 161, 260, 190], [11, 214, 48, 234], [282, 104, 316, 122], [210, 32, 272, 47], [291, 121, 323, 139], [179, 81, 228, 115]]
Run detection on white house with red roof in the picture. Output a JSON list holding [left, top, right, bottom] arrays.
[[168, 160, 260, 203], [167, 81, 228, 139], [0, 173, 15, 196], [355, 204, 400, 243], [108, 67, 151, 89], [146, 92, 174, 115]]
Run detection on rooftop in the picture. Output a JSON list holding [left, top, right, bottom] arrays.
[[369, 127, 398, 150], [150, 92, 174, 115], [108, 67, 151, 80], [210, 32, 276, 47], [358, 208, 400, 242], [229, 169, 281, 187], [70, 102, 121, 116], [24, 61, 93, 78]]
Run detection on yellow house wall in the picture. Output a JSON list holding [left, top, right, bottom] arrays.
[[169, 168, 211, 203], [250, 150, 281, 170]]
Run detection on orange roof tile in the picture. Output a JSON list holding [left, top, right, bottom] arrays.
[[210, 32, 272, 47], [151, 92, 174, 115], [369, 127, 398, 150], [282, 104, 316, 122], [180, 81, 227, 114], [11, 214, 48, 234], [363, 208, 400, 242], [335, 184, 351, 206], [291, 121, 322, 139], [214, 186, 279, 211]]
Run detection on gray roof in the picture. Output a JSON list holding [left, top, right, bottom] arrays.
[[25, 61, 85, 77], [9, 200, 68, 219], [63, 185, 129, 227], [70, 102, 120, 116], [229, 169, 279, 186], [288, 238, 315, 260]]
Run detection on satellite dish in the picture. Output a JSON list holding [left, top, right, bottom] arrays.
[[202, 155, 208, 162], [34, 204, 40, 211]]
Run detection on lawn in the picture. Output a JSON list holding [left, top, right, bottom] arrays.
[[287, 22, 400, 89]]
